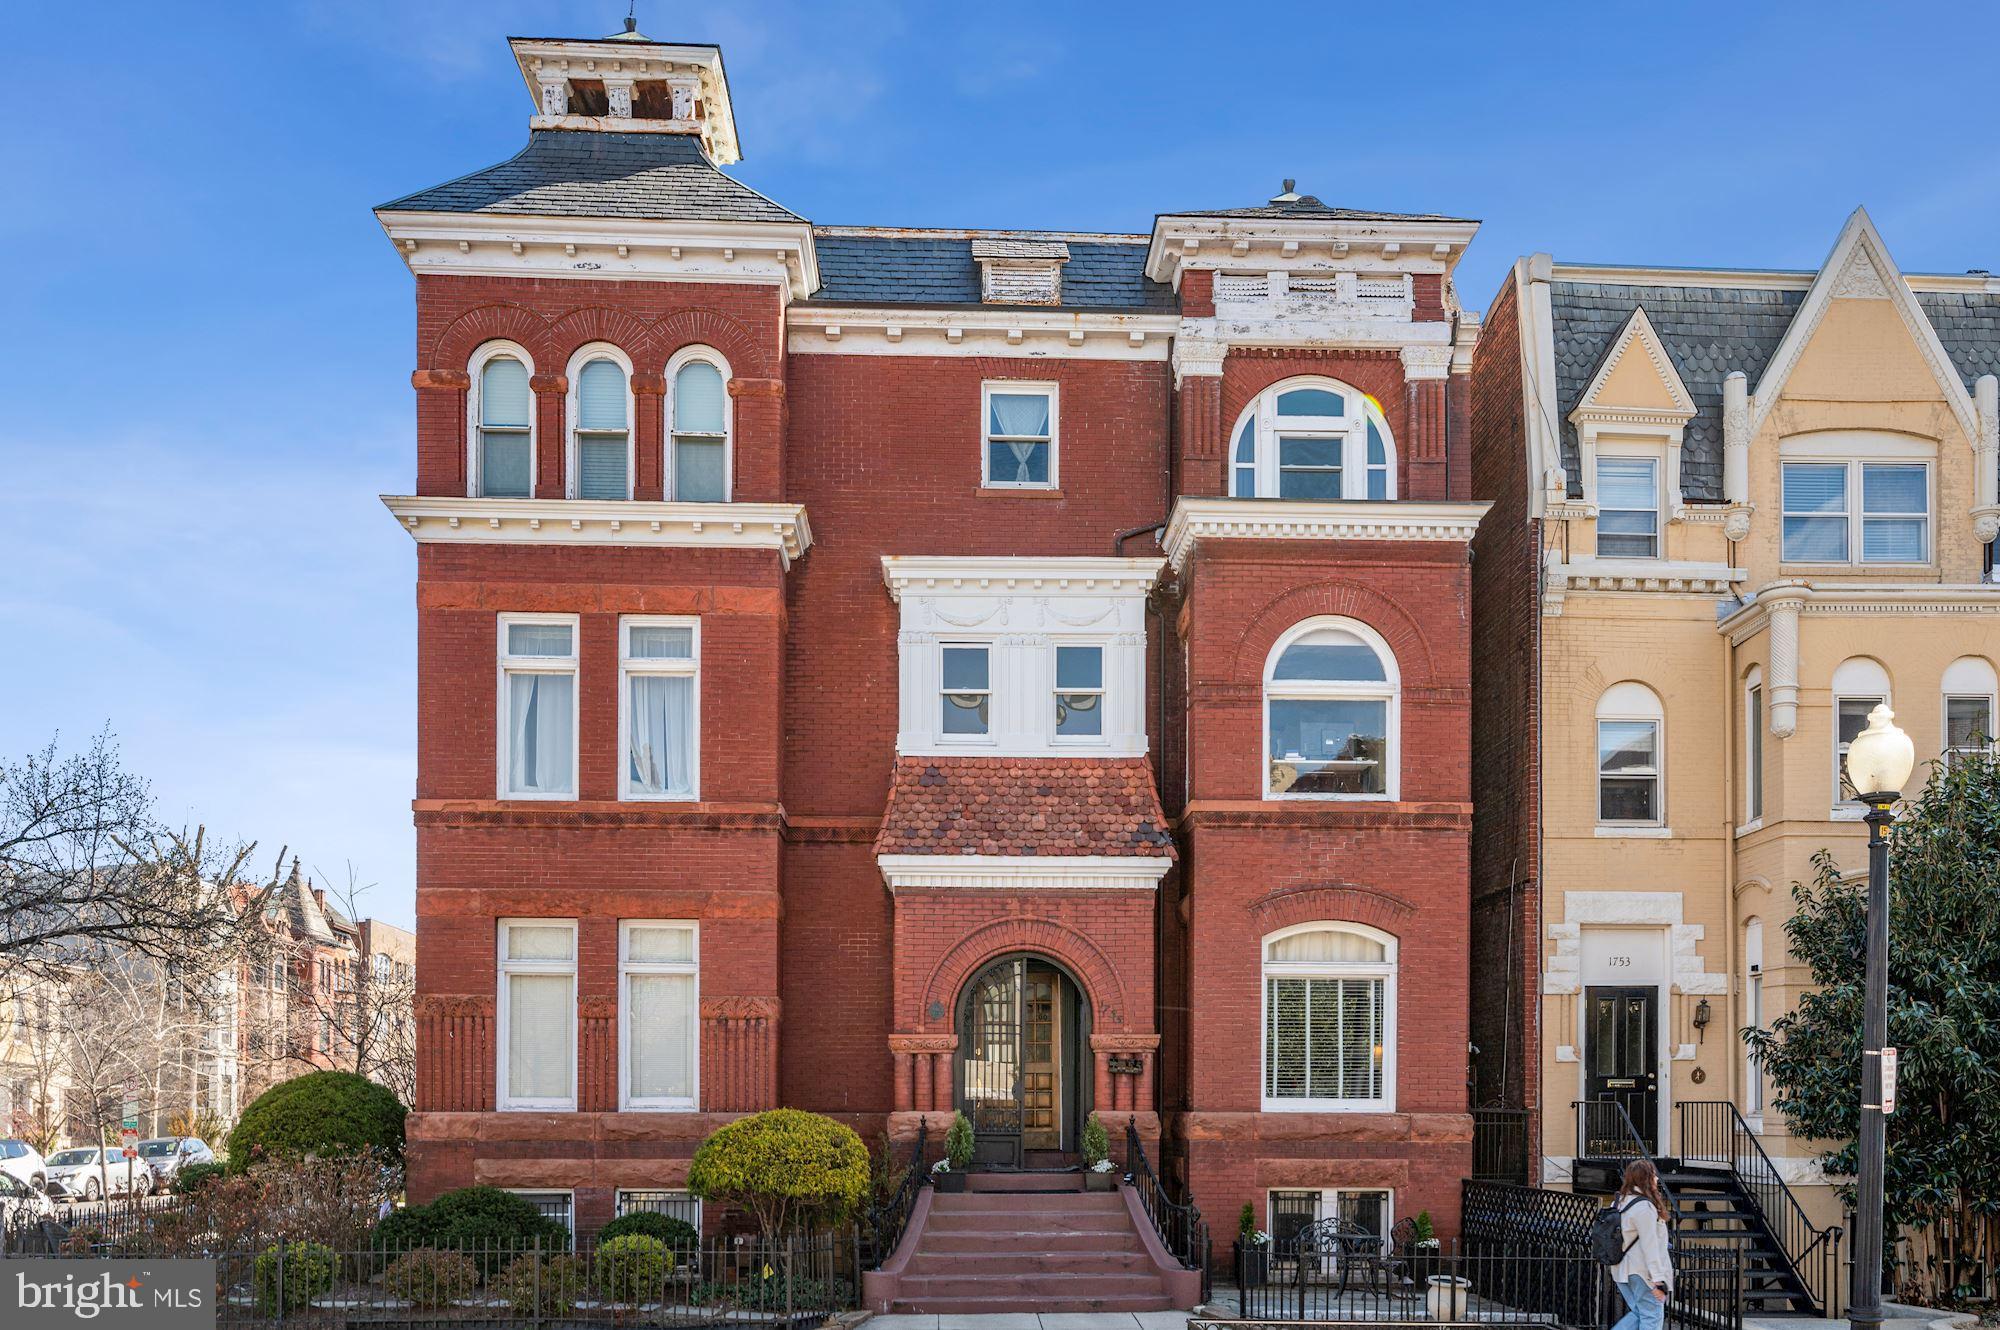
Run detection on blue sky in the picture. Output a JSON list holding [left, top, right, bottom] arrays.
[[5, 1, 1997, 930]]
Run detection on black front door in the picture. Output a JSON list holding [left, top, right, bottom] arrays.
[[958, 957, 1071, 1166], [1584, 986, 1659, 1154]]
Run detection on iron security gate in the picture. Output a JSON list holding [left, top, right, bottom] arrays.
[[958, 956, 1065, 1166]]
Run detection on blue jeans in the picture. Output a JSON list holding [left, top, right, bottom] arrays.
[[1612, 1274, 1666, 1330]]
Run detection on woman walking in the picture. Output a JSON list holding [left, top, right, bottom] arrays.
[[1609, 1159, 1675, 1330]]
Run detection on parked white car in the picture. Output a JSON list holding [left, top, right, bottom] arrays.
[[42, 1147, 154, 1202], [0, 1139, 48, 1193], [136, 1137, 214, 1186], [0, 1168, 56, 1227]]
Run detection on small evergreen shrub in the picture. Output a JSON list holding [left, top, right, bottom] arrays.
[[383, 1248, 479, 1308], [597, 1210, 699, 1249], [175, 1160, 225, 1195], [253, 1240, 336, 1313], [227, 1071, 406, 1168], [1080, 1113, 1110, 1167], [688, 1109, 871, 1238], [493, 1252, 588, 1317], [373, 1186, 570, 1276], [594, 1234, 671, 1303], [943, 1111, 975, 1170]]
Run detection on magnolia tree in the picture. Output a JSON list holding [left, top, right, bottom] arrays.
[[1747, 745, 2000, 1305]]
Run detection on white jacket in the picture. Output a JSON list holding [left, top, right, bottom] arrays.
[[1610, 1196, 1675, 1292]]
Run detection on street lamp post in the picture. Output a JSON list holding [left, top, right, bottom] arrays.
[[1843, 703, 1914, 1330]]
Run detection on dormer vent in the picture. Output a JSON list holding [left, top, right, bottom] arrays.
[[972, 238, 1070, 306]]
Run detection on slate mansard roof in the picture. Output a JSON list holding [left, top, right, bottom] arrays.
[[808, 232, 1176, 313], [1550, 278, 2000, 502], [379, 130, 803, 224]]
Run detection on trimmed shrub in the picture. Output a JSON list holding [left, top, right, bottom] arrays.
[[688, 1109, 871, 1239], [253, 1240, 336, 1314], [595, 1233, 671, 1303], [175, 1160, 226, 1195], [373, 1186, 570, 1277], [227, 1071, 406, 1168], [383, 1248, 479, 1309], [493, 1252, 588, 1317], [597, 1210, 699, 1249]]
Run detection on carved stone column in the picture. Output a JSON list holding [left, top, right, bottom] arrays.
[[414, 994, 494, 1112], [1400, 345, 1452, 501], [700, 996, 780, 1112], [1722, 372, 1753, 541], [1976, 376, 1999, 546], [1763, 583, 1811, 739], [889, 1034, 956, 1116]]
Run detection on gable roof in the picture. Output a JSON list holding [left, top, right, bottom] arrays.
[[1569, 306, 1698, 424], [378, 130, 802, 224], [807, 232, 1176, 311]]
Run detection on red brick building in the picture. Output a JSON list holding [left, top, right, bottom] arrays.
[[378, 25, 1489, 1254]]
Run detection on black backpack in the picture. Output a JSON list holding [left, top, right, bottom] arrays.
[[1589, 1199, 1640, 1266]]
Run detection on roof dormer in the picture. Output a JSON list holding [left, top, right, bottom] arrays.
[[972, 238, 1070, 306], [510, 23, 742, 164]]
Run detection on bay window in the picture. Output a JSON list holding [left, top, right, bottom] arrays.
[[620, 923, 698, 1110], [621, 618, 698, 800], [498, 920, 575, 1111], [1262, 924, 1395, 1111], [499, 616, 577, 798]]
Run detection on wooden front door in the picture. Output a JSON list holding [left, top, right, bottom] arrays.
[[1021, 961, 1062, 1151], [959, 957, 1067, 1164]]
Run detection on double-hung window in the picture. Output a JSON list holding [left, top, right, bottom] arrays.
[[941, 645, 991, 738], [1783, 460, 1930, 564], [620, 923, 698, 1110], [572, 355, 630, 500], [1053, 645, 1103, 741], [1836, 696, 1886, 805], [498, 920, 575, 1111], [499, 616, 577, 798], [621, 619, 698, 800], [670, 356, 729, 502], [476, 353, 534, 498], [1596, 682, 1663, 825], [1596, 457, 1660, 558], [1943, 656, 1998, 766], [983, 383, 1057, 488], [1262, 925, 1395, 1111]]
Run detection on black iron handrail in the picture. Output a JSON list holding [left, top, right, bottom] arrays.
[[864, 1115, 928, 1269], [1676, 1100, 1844, 1317], [1125, 1117, 1210, 1298]]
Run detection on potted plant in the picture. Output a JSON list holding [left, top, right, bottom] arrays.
[[1080, 1114, 1116, 1191], [1406, 1209, 1442, 1285], [1236, 1203, 1271, 1287], [931, 1111, 974, 1193]]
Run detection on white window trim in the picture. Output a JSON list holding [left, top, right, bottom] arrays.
[[1259, 921, 1398, 1113], [1263, 616, 1400, 802], [666, 345, 734, 502], [1229, 376, 1398, 502], [503, 1188, 576, 1234], [1592, 446, 1663, 561], [1944, 692, 1997, 763], [1049, 640, 1109, 749], [565, 343, 636, 502], [938, 640, 996, 746], [1267, 1187, 1395, 1241], [1780, 456, 1934, 568], [496, 919, 577, 1112], [1744, 668, 1765, 827], [497, 613, 580, 801], [469, 340, 536, 500], [1596, 683, 1665, 828], [980, 380, 1059, 490], [618, 616, 701, 802], [1742, 918, 1765, 1123], [617, 921, 700, 1112]]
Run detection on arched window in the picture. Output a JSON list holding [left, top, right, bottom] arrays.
[[1262, 923, 1396, 1111], [568, 348, 632, 501], [1230, 377, 1395, 501], [1832, 657, 1891, 806], [1942, 656, 1997, 765], [1264, 618, 1398, 799], [471, 344, 534, 498], [668, 349, 730, 502], [1596, 682, 1663, 825]]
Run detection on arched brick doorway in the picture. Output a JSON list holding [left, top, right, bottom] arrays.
[[956, 953, 1094, 1166]]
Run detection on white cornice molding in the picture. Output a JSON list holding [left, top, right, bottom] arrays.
[[375, 210, 818, 298], [382, 496, 812, 568], [786, 306, 1173, 360], [1543, 558, 1744, 616], [1146, 216, 1479, 286], [1718, 581, 2000, 643], [1178, 313, 1452, 354], [876, 854, 1172, 892], [880, 555, 1165, 602], [1161, 497, 1490, 573]]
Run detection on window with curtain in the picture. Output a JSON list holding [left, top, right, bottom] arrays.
[[671, 358, 728, 501], [499, 921, 575, 1110], [1745, 671, 1764, 823], [1265, 620, 1397, 797], [1229, 378, 1397, 500], [1596, 457, 1660, 557], [1053, 644, 1103, 740], [1783, 460, 1930, 563], [941, 645, 991, 737], [621, 619, 697, 799], [478, 355, 533, 498], [1596, 682, 1663, 824], [1262, 926, 1395, 1110], [983, 384, 1056, 487], [500, 617, 577, 798], [621, 923, 698, 1109], [573, 357, 629, 500]]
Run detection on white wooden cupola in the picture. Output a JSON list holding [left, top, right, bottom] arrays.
[[510, 24, 742, 164]]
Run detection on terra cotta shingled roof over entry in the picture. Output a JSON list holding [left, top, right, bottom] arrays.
[[875, 757, 1176, 859]]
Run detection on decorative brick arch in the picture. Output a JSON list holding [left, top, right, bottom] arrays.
[[655, 307, 773, 378], [426, 303, 554, 372], [1231, 581, 1442, 687], [921, 917, 1132, 1033], [1247, 882, 1416, 939], [545, 306, 660, 365]]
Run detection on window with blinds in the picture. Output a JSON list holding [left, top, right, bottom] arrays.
[[1262, 925, 1394, 1109], [499, 920, 576, 1111], [671, 358, 729, 502], [573, 357, 629, 500], [621, 922, 698, 1110], [478, 355, 533, 498]]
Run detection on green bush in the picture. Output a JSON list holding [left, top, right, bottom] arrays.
[[253, 1240, 336, 1314], [226, 1071, 406, 1169], [944, 1111, 975, 1170], [382, 1248, 479, 1308], [597, 1210, 700, 1249], [688, 1108, 871, 1238], [493, 1252, 588, 1317], [373, 1186, 570, 1276], [1080, 1113, 1109, 1167], [174, 1160, 226, 1195], [595, 1233, 671, 1302]]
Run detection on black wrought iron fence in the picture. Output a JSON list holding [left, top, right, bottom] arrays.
[[1472, 1106, 1532, 1185], [1675, 1100, 1843, 1318], [863, 1115, 927, 1269], [2, 1192, 197, 1254], [1237, 1231, 1603, 1324]]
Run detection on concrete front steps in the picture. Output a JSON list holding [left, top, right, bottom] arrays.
[[865, 1185, 1200, 1314]]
